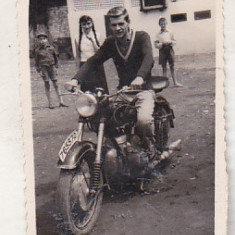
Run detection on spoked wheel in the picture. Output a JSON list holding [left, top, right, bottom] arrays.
[[57, 150, 103, 235], [154, 106, 170, 152]]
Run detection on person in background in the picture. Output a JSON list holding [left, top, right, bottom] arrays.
[[76, 15, 108, 93], [35, 32, 68, 109], [154, 17, 182, 87]]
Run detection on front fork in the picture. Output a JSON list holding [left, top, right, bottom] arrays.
[[77, 117, 104, 194], [90, 119, 105, 194], [77, 120, 84, 142]]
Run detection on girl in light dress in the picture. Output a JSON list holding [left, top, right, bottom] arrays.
[[76, 15, 108, 93]]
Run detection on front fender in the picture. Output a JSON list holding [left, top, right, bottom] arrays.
[[57, 141, 96, 170]]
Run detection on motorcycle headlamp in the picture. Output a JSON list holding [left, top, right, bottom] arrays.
[[75, 93, 98, 117]]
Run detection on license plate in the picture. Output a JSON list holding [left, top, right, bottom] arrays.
[[59, 130, 78, 162]]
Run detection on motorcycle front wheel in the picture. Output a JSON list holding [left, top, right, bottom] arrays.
[[57, 150, 103, 235]]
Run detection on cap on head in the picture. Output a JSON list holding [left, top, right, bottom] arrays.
[[107, 6, 130, 23], [36, 32, 48, 38], [159, 17, 167, 25]]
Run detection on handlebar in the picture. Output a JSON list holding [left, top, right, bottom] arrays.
[[60, 87, 84, 96], [62, 84, 143, 98]]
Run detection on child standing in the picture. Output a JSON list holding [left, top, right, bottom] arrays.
[[35, 32, 68, 109], [154, 17, 182, 87], [76, 15, 108, 93]]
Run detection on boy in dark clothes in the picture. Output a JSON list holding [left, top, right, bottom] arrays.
[[154, 17, 182, 87], [35, 32, 68, 109]]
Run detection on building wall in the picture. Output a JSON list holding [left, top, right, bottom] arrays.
[[67, 0, 216, 56], [48, 6, 70, 39], [29, 6, 70, 55]]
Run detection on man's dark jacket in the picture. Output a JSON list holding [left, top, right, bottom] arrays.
[[74, 31, 154, 89]]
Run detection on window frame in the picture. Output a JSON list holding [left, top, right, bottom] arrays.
[[170, 13, 187, 23], [140, 0, 166, 12], [194, 10, 211, 21]]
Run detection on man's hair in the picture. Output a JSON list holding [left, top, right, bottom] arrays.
[[159, 17, 167, 25], [107, 7, 130, 23]]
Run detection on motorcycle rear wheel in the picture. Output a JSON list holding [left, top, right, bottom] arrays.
[[57, 150, 103, 235], [154, 106, 170, 152]]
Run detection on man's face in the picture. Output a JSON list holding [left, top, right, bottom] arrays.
[[109, 15, 129, 39]]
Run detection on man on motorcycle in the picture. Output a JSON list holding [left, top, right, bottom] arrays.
[[66, 6, 156, 153]]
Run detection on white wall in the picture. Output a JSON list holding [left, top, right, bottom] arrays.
[[67, 0, 216, 56]]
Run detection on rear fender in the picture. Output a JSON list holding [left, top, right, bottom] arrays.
[[154, 96, 175, 128], [57, 141, 96, 170]]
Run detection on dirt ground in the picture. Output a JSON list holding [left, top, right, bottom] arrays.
[[31, 53, 215, 235]]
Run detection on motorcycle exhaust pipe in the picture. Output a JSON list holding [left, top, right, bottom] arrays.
[[150, 139, 182, 168]]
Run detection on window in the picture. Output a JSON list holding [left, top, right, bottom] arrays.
[[194, 10, 211, 20], [140, 0, 166, 11], [74, 0, 124, 11], [171, 13, 187, 23], [131, 0, 140, 7]]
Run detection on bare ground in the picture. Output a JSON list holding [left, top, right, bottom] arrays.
[[31, 53, 215, 235]]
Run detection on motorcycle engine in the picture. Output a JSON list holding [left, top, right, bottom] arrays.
[[103, 134, 150, 180], [111, 103, 137, 126]]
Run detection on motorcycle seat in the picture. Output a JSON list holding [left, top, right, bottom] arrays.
[[147, 76, 169, 92]]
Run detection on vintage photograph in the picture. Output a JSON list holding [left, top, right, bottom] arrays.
[[28, 0, 219, 234]]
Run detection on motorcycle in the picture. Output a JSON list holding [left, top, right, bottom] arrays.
[[57, 76, 181, 234]]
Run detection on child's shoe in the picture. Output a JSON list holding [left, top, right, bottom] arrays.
[[59, 102, 69, 107]]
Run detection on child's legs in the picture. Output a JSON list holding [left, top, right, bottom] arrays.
[[52, 81, 63, 103], [168, 50, 181, 86], [160, 56, 168, 77], [168, 50, 175, 75], [162, 64, 167, 77], [169, 62, 175, 79], [169, 60, 181, 86], [159, 50, 167, 77], [169, 61, 177, 86], [49, 66, 63, 103], [44, 81, 51, 104], [41, 66, 52, 105]]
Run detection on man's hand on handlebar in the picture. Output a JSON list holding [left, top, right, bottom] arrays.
[[130, 76, 144, 90], [64, 79, 79, 92]]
